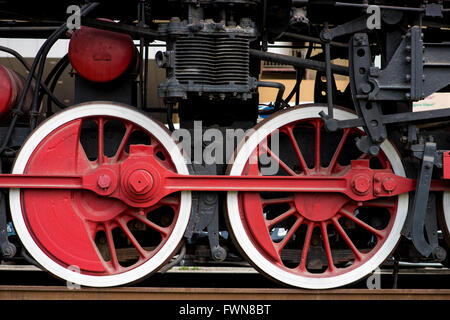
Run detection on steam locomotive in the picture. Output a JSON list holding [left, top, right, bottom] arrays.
[[0, 0, 449, 289]]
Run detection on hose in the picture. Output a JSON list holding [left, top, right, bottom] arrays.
[[167, 103, 176, 132], [0, 3, 100, 155], [0, 46, 67, 109], [30, 3, 100, 130], [43, 54, 70, 115], [255, 80, 286, 112], [159, 243, 187, 273]]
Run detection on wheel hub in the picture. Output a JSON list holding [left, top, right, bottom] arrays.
[[128, 170, 154, 194], [73, 190, 126, 222], [294, 193, 348, 222]]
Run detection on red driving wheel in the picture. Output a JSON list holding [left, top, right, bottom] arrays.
[[10, 103, 191, 287], [226, 105, 408, 289]]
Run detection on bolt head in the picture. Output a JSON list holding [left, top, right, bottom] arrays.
[[374, 186, 382, 195], [382, 177, 396, 192], [352, 175, 371, 195], [128, 170, 154, 194], [368, 145, 380, 157], [321, 30, 332, 41], [97, 174, 111, 189], [361, 83, 372, 94]]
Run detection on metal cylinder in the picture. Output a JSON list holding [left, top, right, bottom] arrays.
[[69, 24, 138, 83], [0, 64, 32, 119]]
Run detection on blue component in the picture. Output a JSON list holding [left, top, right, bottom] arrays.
[[7, 222, 15, 236], [258, 105, 275, 119]]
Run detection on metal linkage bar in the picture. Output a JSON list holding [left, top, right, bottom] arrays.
[[249, 49, 349, 76], [0, 161, 449, 207], [348, 33, 386, 156], [282, 32, 348, 49], [411, 142, 437, 257], [322, 107, 450, 130], [323, 22, 334, 118], [0, 175, 83, 189]]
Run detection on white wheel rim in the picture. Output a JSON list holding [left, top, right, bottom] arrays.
[[226, 105, 408, 289], [10, 103, 191, 287], [442, 192, 450, 241]]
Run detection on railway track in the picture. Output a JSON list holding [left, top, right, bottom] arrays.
[[1, 265, 450, 300], [1, 286, 450, 300]]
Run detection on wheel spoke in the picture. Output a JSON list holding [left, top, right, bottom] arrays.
[[159, 195, 181, 208], [261, 196, 295, 206], [76, 141, 94, 171], [126, 210, 169, 238], [339, 208, 384, 238], [285, 125, 310, 175], [363, 198, 396, 210], [116, 217, 147, 259], [113, 122, 134, 162], [104, 223, 120, 271], [327, 128, 350, 174], [247, 156, 262, 176], [314, 119, 322, 170], [331, 217, 363, 261], [320, 222, 336, 271], [262, 145, 297, 176], [97, 117, 105, 164], [74, 119, 93, 170], [299, 222, 314, 271], [267, 206, 298, 229], [358, 153, 370, 160], [275, 216, 304, 253]]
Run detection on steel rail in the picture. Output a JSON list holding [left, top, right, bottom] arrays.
[[1, 286, 450, 300]]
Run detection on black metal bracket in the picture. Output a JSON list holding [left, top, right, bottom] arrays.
[[365, 27, 449, 101], [184, 164, 227, 262], [411, 143, 444, 168], [0, 190, 16, 258], [322, 107, 450, 131], [320, 15, 369, 43], [322, 25, 450, 152], [410, 141, 438, 257], [348, 33, 386, 156]]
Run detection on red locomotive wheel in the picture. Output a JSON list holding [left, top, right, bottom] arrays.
[[10, 103, 191, 287], [226, 105, 409, 289], [440, 190, 450, 266]]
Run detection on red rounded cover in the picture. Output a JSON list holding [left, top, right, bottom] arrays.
[[0, 65, 14, 117], [69, 25, 135, 82], [0, 64, 31, 118]]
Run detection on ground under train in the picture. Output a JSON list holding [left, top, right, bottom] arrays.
[[0, 0, 449, 289]]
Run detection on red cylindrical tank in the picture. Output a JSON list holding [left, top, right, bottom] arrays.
[[68, 23, 137, 83], [0, 64, 32, 119]]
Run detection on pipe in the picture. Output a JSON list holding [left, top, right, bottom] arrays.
[[256, 81, 286, 111], [282, 32, 348, 49], [159, 243, 187, 273]]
